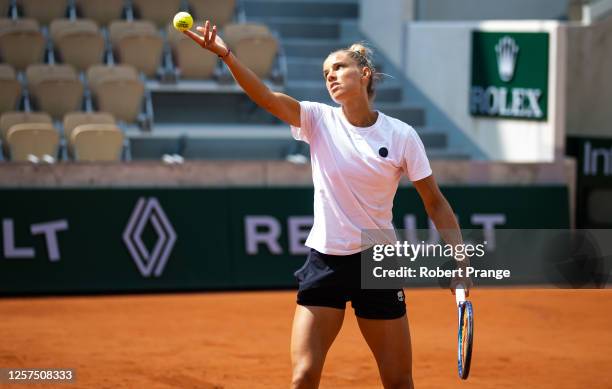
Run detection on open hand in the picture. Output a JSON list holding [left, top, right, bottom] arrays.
[[183, 20, 228, 57]]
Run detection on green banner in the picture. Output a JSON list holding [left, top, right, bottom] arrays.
[[0, 187, 569, 294], [470, 31, 549, 120], [0, 190, 233, 293]]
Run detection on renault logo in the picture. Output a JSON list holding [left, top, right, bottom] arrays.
[[123, 197, 177, 277]]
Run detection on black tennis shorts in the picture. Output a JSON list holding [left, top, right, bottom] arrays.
[[294, 248, 406, 320]]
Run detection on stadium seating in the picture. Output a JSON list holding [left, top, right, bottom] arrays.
[[26, 64, 84, 119], [132, 0, 181, 29], [1, 110, 51, 130], [224, 22, 271, 42], [0, 18, 45, 70], [86, 64, 144, 123], [0, 111, 56, 160], [64, 112, 123, 161], [17, 0, 69, 26], [189, 0, 236, 28], [50, 19, 105, 72], [223, 23, 278, 78], [0, 64, 21, 114], [1, 110, 51, 143], [167, 23, 217, 79], [70, 123, 123, 161], [109, 20, 163, 77], [6, 123, 60, 161], [74, 0, 124, 27], [0, 0, 10, 17], [63, 111, 115, 140]]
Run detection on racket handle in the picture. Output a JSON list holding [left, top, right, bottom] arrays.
[[455, 285, 466, 305]]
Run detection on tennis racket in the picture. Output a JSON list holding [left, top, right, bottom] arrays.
[[455, 286, 473, 380]]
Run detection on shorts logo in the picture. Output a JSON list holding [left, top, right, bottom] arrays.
[[379, 147, 388, 158], [123, 197, 177, 278], [397, 291, 404, 302]]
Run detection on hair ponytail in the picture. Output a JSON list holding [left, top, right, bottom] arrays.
[[343, 42, 381, 100]]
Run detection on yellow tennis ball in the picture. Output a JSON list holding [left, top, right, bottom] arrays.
[[173, 12, 193, 32]]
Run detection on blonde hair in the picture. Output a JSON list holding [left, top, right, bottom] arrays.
[[341, 42, 381, 99]]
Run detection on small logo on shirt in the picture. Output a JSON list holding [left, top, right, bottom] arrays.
[[397, 290, 404, 302], [378, 147, 388, 158]]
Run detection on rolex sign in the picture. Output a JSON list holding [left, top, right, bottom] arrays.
[[470, 32, 549, 120]]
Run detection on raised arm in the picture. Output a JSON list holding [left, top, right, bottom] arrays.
[[184, 21, 301, 127]]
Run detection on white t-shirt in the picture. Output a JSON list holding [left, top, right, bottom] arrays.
[[291, 101, 433, 255]]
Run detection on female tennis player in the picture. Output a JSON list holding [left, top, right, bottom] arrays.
[[185, 21, 470, 389]]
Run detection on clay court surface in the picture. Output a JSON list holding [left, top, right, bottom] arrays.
[[0, 289, 611, 388]]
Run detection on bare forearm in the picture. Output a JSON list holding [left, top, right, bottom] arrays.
[[222, 54, 276, 112], [184, 22, 299, 126], [414, 176, 471, 291], [428, 201, 471, 274], [425, 198, 463, 249]]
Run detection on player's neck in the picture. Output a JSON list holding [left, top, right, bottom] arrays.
[[341, 99, 377, 127]]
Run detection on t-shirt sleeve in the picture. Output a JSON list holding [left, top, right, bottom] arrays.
[[290, 101, 323, 144], [402, 126, 433, 182]]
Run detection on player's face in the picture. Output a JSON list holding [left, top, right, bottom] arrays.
[[323, 52, 369, 104]]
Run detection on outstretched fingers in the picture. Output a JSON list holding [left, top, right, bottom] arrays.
[[183, 29, 204, 46], [203, 20, 211, 44], [185, 20, 219, 53], [209, 25, 217, 45]]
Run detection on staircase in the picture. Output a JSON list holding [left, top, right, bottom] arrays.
[[135, 0, 469, 160], [243, 0, 467, 158]]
